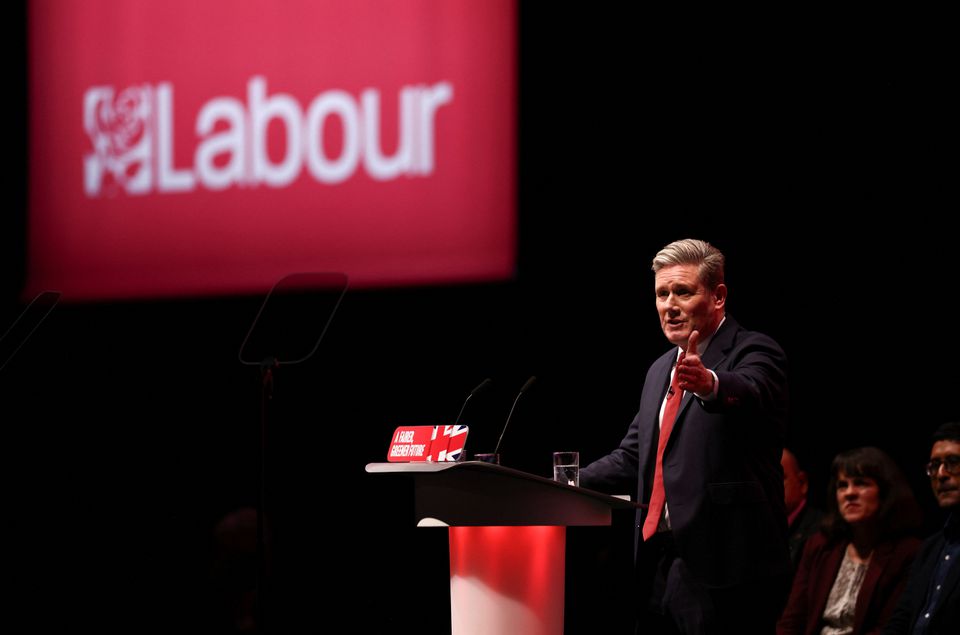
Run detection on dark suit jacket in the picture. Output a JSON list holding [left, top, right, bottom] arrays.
[[777, 532, 921, 635], [882, 524, 960, 635], [789, 504, 826, 572], [579, 316, 791, 588]]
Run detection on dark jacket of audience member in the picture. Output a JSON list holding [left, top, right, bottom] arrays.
[[788, 504, 826, 570], [783, 448, 826, 572], [881, 519, 959, 634], [882, 422, 960, 635]]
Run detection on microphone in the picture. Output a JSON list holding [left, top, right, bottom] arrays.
[[494, 376, 536, 455], [453, 378, 492, 426]]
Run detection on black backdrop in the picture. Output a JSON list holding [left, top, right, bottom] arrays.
[[4, 4, 956, 633]]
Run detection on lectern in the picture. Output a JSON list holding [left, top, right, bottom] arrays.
[[366, 461, 638, 635]]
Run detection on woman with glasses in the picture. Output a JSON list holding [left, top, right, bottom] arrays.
[[777, 447, 922, 635]]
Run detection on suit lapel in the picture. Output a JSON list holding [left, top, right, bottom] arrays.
[[699, 315, 738, 371], [667, 317, 739, 441]]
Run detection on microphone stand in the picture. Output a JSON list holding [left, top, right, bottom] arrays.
[[494, 376, 535, 456]]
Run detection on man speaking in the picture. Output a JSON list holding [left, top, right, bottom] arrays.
[[580, 238, 791, 634]]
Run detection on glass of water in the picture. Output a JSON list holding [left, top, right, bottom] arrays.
[[552, 451, 579, 487]]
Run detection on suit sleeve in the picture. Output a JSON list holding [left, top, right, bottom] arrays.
[[700, 332, 788, 424], [578, 410, 640, 495]]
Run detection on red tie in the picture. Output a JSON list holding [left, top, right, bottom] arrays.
[[642, 352, 684, 540]]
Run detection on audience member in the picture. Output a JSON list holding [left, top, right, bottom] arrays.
[[882, 422, 960, 634], [783, 447, 826, 573], [777, 447, 922, 635]]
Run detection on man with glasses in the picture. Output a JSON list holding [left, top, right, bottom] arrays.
[[882, 421, 960, 634]]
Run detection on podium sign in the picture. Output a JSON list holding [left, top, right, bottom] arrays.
[[387, 425, 468, 462]]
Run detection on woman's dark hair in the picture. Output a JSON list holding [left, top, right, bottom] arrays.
[[821, 446, 922, 542]]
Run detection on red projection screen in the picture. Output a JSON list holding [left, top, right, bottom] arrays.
[[26, 0, 516, 300]]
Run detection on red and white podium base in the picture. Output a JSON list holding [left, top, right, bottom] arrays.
[[449, 526, 565, 635]]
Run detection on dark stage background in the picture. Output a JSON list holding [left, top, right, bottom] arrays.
[[4, 5, 956, 633]]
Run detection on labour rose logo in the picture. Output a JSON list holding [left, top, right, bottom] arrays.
[[83, 85, 153, 196]]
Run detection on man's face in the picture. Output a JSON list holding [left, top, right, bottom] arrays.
[[655, 264, 726, 348], [929, 439, 960, 509], [782, 450, 808, 516]]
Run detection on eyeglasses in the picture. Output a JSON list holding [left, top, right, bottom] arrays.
[[925, 455, 960, 478]]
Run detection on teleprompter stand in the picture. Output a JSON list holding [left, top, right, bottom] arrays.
[[239, 273, 347, 634], [1, 291, 60, 374]]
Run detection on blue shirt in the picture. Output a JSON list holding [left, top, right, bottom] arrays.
[[912, 512, 959, 635]]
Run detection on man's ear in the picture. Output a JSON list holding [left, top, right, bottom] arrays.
[[713, 283, 727, 309]]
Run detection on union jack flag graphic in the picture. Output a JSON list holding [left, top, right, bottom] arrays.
[[427, 425, 469, 462]]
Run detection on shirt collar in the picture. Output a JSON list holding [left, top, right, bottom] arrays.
[[678, 315, 725, 358]]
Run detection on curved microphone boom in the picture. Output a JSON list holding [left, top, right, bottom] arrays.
[[494, 375, 536, 455], [453, 378, 492, 426]]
